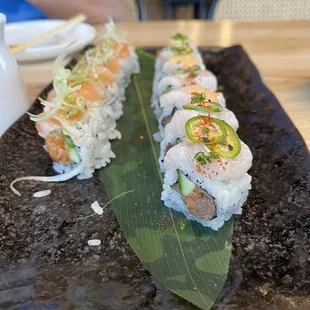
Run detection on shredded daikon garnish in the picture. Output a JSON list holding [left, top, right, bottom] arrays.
[[76, 189, 135, 221], [10, 164, 84, 196]]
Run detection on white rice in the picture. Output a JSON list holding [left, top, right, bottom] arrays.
[[161, 171, 251, 230]]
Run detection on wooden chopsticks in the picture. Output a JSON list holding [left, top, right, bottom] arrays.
[[10, 14, 87, 54]]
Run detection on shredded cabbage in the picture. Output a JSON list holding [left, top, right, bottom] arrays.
[[29, 56, 83, 122], [103, 17, 125, 43], [99, 45, 114, 64]]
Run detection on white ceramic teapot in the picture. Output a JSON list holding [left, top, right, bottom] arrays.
[[0, 13, 30, 136]]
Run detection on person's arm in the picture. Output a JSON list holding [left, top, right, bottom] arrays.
[[27, 0, 124, 24]]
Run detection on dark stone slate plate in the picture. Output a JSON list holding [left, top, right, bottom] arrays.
[[0, 46, 309, 310]]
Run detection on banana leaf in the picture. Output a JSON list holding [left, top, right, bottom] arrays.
[[100, 49, 233, 310]]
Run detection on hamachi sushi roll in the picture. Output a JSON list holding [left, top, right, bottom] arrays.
[[158, 109, 239, 169], [161, 120, 252, 230], [150, 32, 252, 230]]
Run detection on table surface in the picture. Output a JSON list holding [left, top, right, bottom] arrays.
[[20, 20, 310, 149]]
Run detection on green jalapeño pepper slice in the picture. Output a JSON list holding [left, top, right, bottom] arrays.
[[208, 122, 241, 158], [185, 116, 227, 145], [183, 92, 222, 113], [183, 101, 222, 113]]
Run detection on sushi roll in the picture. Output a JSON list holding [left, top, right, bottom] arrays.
[[33, 58, 122, 180], [158, 109, 239, 170], [161, 118, 252, 230], [11, 20, 140, 196], [151, 33, 252, 230]]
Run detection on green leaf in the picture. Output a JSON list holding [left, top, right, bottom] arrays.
[[171, 33, 188, 41], [100, 49, 233, 310]]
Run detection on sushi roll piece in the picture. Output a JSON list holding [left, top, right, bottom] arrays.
[[160, 85, 225, 111], [161, 118, 252, 230], [153, 36, 206, 93], [153, 54, 205, 89], [155, 33, 204, 71], [151, 68, 218, 119], [96, 19, 140, 88], [158, 109, 239, 169], [156, 68, 218, 97], [155, 85, 226, 140], [73, 52, 126, 119]]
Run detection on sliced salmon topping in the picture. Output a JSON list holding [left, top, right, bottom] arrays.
[[35, 114, 62, 137], [76, 80, 105, 102], [105, 59, 121, 73], [45, 131, 71, 164], [87, 64, 116, 86], [114, 42, 130, 58]]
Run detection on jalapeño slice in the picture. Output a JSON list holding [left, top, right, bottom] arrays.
[[185, 116, 227, 145], [183, 101, 222, 113], [208, 122, 241, 158]]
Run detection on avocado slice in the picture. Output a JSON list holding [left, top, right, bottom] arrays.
[[177, 170, 195, 196]]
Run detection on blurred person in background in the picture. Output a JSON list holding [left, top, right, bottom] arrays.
[[1, 0, 124, 23]]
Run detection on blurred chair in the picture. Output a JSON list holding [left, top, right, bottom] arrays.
[[162, 0, 208, 19], [124, 0, 148, 21], [208, 0, 310, 20], [136, 0, 148, 20]]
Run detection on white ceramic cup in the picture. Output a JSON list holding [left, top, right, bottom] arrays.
[[0, 13, 30, 137]]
